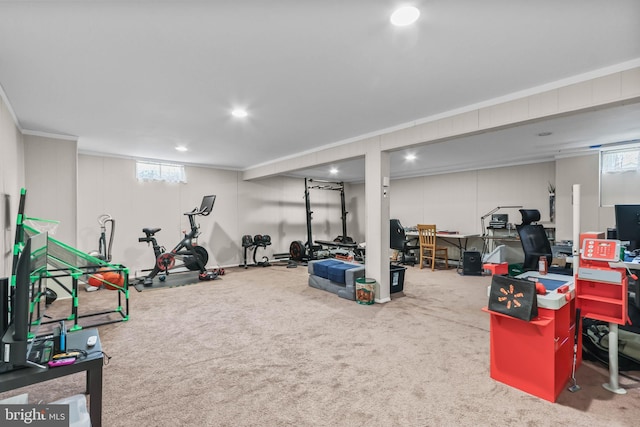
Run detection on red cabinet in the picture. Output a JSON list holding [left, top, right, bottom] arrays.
[[484, 301, 578, 402]]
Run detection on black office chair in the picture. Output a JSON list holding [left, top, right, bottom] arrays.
[[390, 219, 419, 266], [516, 209, 552, 271], [516, 209, 572, 275]]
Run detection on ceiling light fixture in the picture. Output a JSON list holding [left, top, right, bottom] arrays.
[[231, 109, 248, 118], [175, 145, 188, 152], [405, 153, 417, 161], [330, 167, 339, 175], [390, 6, 420, 26]]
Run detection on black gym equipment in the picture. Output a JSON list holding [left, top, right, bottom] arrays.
[[289, 178, 358, 263], [137, 195, 218, 286], [85, 214, 116, 290], [241, 234, 272, 268], [91, 214, 115, 262]]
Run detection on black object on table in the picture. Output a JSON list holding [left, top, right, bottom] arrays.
[[0, 328, 104, 427]]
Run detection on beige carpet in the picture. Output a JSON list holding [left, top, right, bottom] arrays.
[[2, 266, 639, 426]]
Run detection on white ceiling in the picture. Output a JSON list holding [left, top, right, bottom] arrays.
[[1, 1, 640, 182]]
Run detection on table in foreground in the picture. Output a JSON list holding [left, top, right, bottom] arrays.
[[0, 328, 104, 427]]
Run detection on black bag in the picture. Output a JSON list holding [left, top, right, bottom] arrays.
[[488, 274, 538, 321]]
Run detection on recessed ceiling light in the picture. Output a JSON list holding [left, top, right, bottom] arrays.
[[390, 6, 420, 26], [175, 145, 188, 152], [231, 109, 248, 118], [405, 153, 417, 161], [330, 167, 339, 175]]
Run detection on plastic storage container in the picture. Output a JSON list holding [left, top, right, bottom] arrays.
[[355, 277, 376, 305], [50, 394, 91, 427], [390, 265, 406, 293]]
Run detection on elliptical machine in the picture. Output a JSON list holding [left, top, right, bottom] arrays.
[[137, 195, 218, 286], [85, 214, 116, 291], [93, 214, 115, 262]]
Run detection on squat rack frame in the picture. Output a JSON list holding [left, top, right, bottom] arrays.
[[290, 178, 355, 262]]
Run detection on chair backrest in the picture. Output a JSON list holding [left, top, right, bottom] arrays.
[[417, 224, 437, 248], [516, 223, 552, 271], [519, 209, 540, 225], [390, 219, 407, 250]]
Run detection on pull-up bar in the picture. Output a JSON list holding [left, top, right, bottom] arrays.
[[307, 178, 344, 191]]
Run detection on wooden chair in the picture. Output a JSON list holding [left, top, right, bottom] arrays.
[[417, 224, 449, 271]]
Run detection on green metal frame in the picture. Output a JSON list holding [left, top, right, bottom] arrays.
[[13, 188, 129, 335]]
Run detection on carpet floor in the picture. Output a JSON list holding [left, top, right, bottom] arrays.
[[1, 265, 639, 426]]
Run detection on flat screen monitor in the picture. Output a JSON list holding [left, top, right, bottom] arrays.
[[1, 232, 49, 373], [615, 204, 640, 252], [199, 195, 216, 215]]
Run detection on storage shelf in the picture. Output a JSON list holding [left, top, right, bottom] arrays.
[[580, 312, 625, 324], [576, 294, 623, 305], [575, 276, 628, 326], [577, 277, 624, 286]]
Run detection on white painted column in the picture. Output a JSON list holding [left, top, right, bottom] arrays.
[[365, 139, 390, 303], [572, 184, 580, 276]]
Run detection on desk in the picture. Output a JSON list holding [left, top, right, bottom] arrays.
[[482, 227, 556, 253], [481, 232, 520, 255], [435, 232, 479, 253], [0, 328, 103, 427], [406, 231, 479, 269], [624, 261, 640, 310]]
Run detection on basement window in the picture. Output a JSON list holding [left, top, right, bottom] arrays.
[[600, 146, 640, 206], [136, 161, 187, 183], [601, 148, 639, 173]]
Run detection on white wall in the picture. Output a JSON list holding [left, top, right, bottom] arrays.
[[77, 155, 240, 276], [16, 148, 616, 275], [388, 162, 555, 231], [23, 135, 77, 246], [0, 96, 24, 278], [76, 155, 354, 276], [19, 149, 623, 275], [347, 161, 558, 264], [555, 153, 618, 241]]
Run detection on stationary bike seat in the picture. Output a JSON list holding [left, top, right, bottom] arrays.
[[142, 227, 161, 235]]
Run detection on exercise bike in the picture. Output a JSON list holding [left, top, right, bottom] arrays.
[[137, 195, 218, 286]]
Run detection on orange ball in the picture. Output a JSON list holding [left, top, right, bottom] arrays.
[[100, 271, 124, 290], [88, 273, 104, 289]]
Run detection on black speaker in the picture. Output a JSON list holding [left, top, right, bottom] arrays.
[[462, 251, 483, 276]]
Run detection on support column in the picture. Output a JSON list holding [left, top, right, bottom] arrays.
[[365, 140, 390, 303], [572, 184, 580, 276]]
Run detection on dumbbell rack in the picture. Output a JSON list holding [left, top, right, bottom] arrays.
[[241, 234, 272, 268]]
